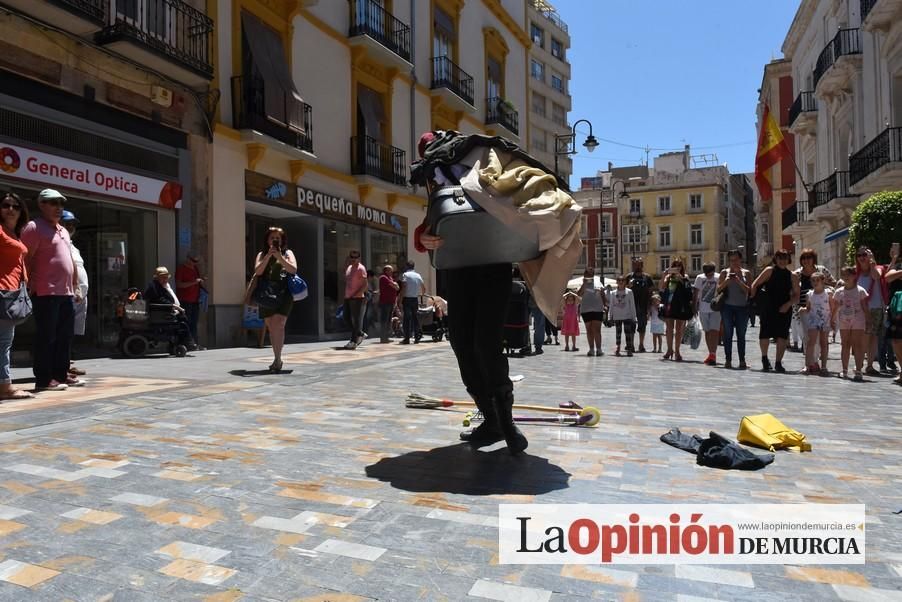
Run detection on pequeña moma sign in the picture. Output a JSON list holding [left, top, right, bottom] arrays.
[[245, 170, 407, 234]]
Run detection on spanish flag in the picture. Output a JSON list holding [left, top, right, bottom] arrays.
[[754, 103, 790, 201]]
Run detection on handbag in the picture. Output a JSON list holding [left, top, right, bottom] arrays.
[[287, 274, 308, 301], [711, 289, 726, 312], [0, 283, 32, 324], [737, 413, 811, 452], [253, 277, 287, 310], [426, 185, 540, 270]]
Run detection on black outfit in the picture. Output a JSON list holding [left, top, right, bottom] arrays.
[[660, 276, 693, 320], [143, 280, 194, 347], [758, 266, 792, 340], [627, 272, 654, 334], [446, 264, 527, 453], [32, 296, 74, 387]]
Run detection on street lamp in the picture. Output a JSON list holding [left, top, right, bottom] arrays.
[[601, 179, 629, 282], [554, 118, 599, 178]]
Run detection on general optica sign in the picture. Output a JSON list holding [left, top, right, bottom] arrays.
[[0, 143, 182, 209]]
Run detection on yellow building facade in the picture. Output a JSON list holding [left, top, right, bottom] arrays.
[[618, 181, 728, 279], [208, 0, 532, 345]]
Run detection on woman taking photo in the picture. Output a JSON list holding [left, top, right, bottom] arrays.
[[577, 266, 607, 356], [0, 192, 32, 400], [717, 249, 752, 369], [253, 227, 297, 372], [750, 248, 799, 372], [659, 258, 693, 361]]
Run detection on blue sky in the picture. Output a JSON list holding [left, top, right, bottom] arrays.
[[548, 0, 800, 187]]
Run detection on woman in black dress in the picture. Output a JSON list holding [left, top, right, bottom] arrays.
[[750, 248, 800, 372], [658, 258, 693, 361]]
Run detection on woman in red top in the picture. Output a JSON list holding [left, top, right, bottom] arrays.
[[0, 192, 32, 400]]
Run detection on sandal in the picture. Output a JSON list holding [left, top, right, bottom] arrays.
[[663, 351, 673, 360], [270, 360, 283, 373], [0, 389, 34, 400], [674, 353, 683, 362]]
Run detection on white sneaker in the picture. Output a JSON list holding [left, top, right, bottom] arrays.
[[344, 341, 357, 350]]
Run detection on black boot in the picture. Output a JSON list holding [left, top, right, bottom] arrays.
[[460, 398, 503, 446], [493, 391, 528, 455]]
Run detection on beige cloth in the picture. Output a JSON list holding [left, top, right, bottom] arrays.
[[459, 147, 582, 321]]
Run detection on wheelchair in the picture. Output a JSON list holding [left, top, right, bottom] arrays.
[[116, 289, 193, 358]]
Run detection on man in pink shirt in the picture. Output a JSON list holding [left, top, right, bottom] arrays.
[[21, 189, 82, 391], [343, 250, 368, 349]]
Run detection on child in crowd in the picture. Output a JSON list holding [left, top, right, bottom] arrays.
[[609, 276, 637, 356], [649, 294, 665, 353], [799, 272, 833, 375], [560, 291, 581, 352], [832, 266, 869, 381]]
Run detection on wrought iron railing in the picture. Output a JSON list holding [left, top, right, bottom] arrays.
[[98, 0, 213, 77], [348, 0, 411, 62], [789, 91, 817, 126], [813, 28, 860, 88], [431, 56, 474, 106], [232, 76, 313, 153], [529, 0, 568, 33], [860, 0, 878, 21], [850, 127, 902, 185], [49, 0, 108, 22], [351, 135, 407, 186], [485, 97, 519, 135], [811, 171, 852, 209], [782, 202, 799, 229]]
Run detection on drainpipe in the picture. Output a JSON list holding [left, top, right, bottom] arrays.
[[409, 0, 417, 171]]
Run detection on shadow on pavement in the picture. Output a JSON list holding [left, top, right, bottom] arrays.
[[229, 369, 294, 377], [365, 443, 570, 495]]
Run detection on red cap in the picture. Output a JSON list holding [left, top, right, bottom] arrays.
[[417, 132, 436, 158]]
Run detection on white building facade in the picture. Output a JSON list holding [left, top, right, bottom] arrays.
[[782, 0, 902, 272]]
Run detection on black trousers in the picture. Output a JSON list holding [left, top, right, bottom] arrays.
[[445, 264, 512, 403], [401, 297, 422, 340], [344, 298, 365, 340], [33, 295, 74, 386]]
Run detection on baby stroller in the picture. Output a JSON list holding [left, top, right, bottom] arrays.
[[116, 289, 193, 358], [418, 294, 448, 342]]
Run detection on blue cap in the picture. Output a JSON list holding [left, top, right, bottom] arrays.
[[61, 210, 78, 224]]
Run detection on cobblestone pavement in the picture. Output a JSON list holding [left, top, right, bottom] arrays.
[[1, 328, 900, 601]]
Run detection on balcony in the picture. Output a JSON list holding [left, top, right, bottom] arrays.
[[485, 97, 519, 137], [351, 135, 407, 187], [788, 91, 818, 136], [96, 0, 213, 85], [808, 171, 857, 223], [813, 28, 861, 98], [232, 76, 313, 154], [430, 56, 475, 112], [860, 0, 902, 33], [529, 0, 568, 34], [4, 0, 105, 35], [348, 0, 412, 69], [849, 127, 902, 193]]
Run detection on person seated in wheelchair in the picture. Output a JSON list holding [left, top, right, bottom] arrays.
[[143, 267, 196, 349]]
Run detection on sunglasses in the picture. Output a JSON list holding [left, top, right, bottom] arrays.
[[0, 203, 21, 210]]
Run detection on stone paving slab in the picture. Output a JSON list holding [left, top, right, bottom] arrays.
[[0, 333, 899, 600]]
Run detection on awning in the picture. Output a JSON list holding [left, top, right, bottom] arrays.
[[824, 227, 849, 243], [241, 11, 304, 132]]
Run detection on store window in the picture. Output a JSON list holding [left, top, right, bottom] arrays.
[[367, 229, 406, 279], [11, 190, 158, 352], [323, 221, 363, 333]]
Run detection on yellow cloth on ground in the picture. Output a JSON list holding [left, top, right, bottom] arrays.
[[737, 413, 812, 452]]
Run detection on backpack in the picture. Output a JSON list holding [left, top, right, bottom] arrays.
[[888, 290, 902, 332]]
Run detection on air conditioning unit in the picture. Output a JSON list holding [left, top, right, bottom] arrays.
[[150, 85, 173, 108]]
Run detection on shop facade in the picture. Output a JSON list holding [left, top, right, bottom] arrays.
[[0, 97, 188, 356], [243, 170, 409, 340]]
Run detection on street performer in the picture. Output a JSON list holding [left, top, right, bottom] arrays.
[[411, 131, 582, 455]]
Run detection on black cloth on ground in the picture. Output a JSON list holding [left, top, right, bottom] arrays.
[[660, 428, 774, 471]]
